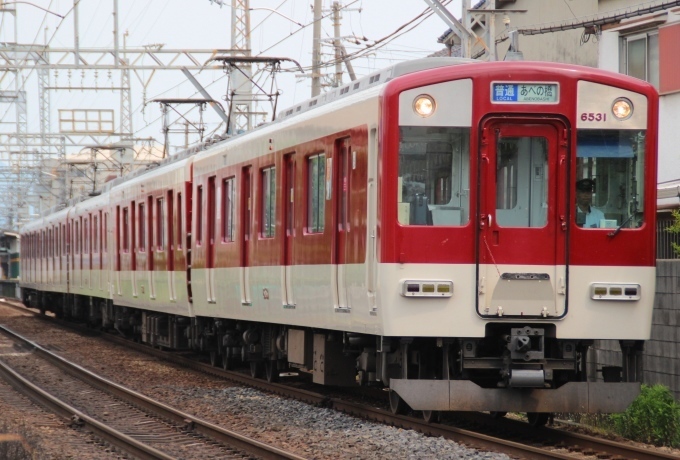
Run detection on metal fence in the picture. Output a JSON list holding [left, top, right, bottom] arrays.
[[657, 213, 680, 259]]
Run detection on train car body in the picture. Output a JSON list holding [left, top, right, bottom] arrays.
[[20, 58, 658, 420]]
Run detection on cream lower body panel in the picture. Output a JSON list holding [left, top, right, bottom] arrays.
[[192, 264, 381, 334], [114, 270, 192, 317], [379, 263, 654, 340]]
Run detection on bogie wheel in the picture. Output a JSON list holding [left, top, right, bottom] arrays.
[[265, 360, 279, 383], [527, 412, 550, 427], [422, 410, 440, 423], [250, 361, 263, 379], [209, 351, 219, 367], [389, 390, 408, 415]]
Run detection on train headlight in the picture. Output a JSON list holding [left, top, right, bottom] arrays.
[[413, 95, 436, 117], [612, 98, 633, 120], [591, 283, 640, 301]]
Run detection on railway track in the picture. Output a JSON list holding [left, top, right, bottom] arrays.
[[2, 299, 679, 460], [0, 323, 305, 460]]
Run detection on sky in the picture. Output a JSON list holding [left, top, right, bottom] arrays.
[[0, 0, 463, 152]]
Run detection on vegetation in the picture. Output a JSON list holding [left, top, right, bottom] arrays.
[[665, 209, 680, 257], [609, 384, 680, 447]]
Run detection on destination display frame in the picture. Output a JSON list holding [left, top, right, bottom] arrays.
[[491, 82, 560, 104]]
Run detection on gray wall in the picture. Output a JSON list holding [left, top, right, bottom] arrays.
[[590, 260, 680, 400]]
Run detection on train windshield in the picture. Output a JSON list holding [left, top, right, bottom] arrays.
[[575, 129, 646, 229], [398, 126, 470, 226]]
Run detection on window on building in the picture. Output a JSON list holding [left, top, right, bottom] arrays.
[[261, 166, 276, 238], [222, 178, 235, 242], [307, 154, 326, 233], [620, 31, 659, 88]]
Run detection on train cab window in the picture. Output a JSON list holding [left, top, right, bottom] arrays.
[[138, 203, 145, 251], [222, 178, 235, 242], [398, 126, 470, 226], [495, 136, 548, 228], [576, 129, 646, 229], [261, 166, 276, 238], [307, 153, 326, 233]]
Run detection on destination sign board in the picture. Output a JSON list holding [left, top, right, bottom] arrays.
[[492, 83, 559, 103]]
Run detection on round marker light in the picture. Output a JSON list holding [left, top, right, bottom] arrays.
[[413, 95, 436, 117], [612, 98, 633, 120]]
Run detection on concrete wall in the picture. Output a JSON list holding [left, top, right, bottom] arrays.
[[591, 260, 680, 400]]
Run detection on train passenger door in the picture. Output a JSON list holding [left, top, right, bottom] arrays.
[[477, 120, 567, 318], [282, 153, 295, 307], [333, 138, 351, 311], [240, 167, 252, 305]]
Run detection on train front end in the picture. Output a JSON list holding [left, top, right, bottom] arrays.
[[378, 61, 657, 415]]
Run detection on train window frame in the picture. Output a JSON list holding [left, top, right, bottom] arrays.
[[93, 214, 99, 254], [261, 165, 276, 239], [138, 202, 146, 252], [122, 207, 129, 252], [157, 197, 165, 251], [575, 129, 646, 230], [84, 217, 89, 255], [197, 185, 203, 246], [177, 192, 183, 250], [103, 212, 108, 253], [398, 126, 471, 227], [306, 153, 326, 234], [222, 177, 235, 243], [75, 220, 80, 255]]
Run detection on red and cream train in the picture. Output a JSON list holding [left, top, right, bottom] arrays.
[[20, 58, 658, 423]]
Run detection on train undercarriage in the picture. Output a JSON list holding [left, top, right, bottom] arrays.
[[22, 288, 644, 426]]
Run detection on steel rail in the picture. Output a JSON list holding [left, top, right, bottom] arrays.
[[0, 325, 306, 460], [3, 300, 678, 460], [0, 355, 174, 460]]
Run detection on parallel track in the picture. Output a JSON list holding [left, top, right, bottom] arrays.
[[3, 299, 678, 460], [0, 322, 306, 460]]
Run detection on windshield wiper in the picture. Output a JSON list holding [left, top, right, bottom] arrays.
[[608, 213, 635, 238]]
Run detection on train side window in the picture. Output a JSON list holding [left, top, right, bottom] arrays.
[[157, 197, 165, 250], [122, 207, 129, 252], [104, 213, 108, 253], [261, 166, 276, 238], [222, 178, 235, 242], [93, 215, 99, 253], [307, 153, 326, 233], [398, 126, 470, 226], [177, 192, 183, 249], [576, 129, 646, 229], [139, 203, 146, 251], [75, 221, 80, 255], [197, 186, 203, 245]]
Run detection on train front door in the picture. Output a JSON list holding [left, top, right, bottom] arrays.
[[477, 120, 567, 318]]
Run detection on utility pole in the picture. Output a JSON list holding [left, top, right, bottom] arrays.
[[230, 0, 253, 133], [311, 0, 322, 97], [332, 2, 342, 87]]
